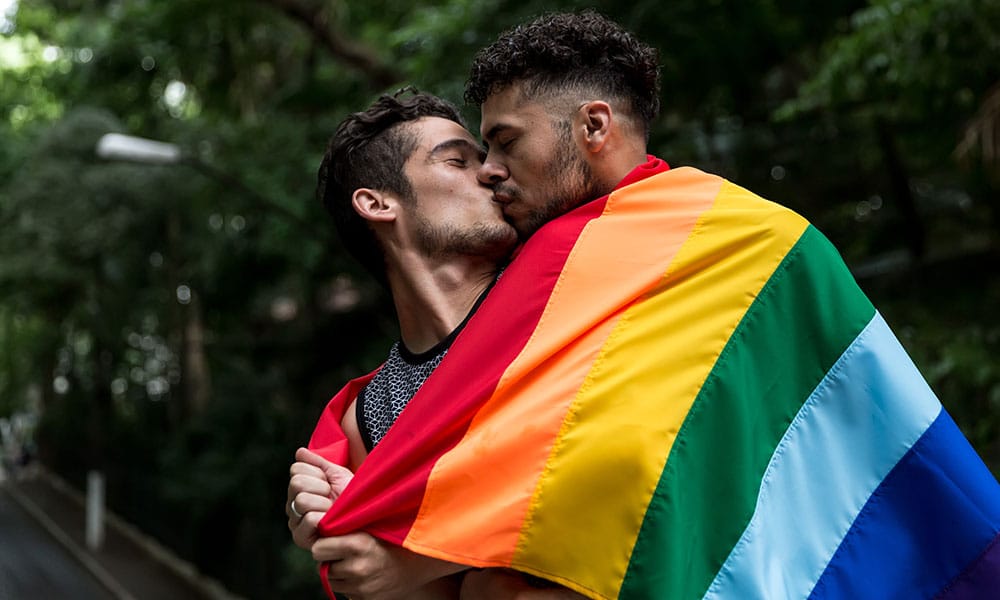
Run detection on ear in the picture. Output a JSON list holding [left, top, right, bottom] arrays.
[[577, 100, 613, 152], [351, 188, 396, 224]]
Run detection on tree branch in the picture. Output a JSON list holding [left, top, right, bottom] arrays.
[[260, 0, 401, 89], [956, 82, 1000, 171]]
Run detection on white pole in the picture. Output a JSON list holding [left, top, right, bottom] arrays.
[[86, 470, 105, 550]]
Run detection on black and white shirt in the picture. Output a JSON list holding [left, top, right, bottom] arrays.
[[356, 279, 497, 452]]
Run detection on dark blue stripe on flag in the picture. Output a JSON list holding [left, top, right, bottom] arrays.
[[936, 531, 1000, 599], [810, 409, 1000, 599]]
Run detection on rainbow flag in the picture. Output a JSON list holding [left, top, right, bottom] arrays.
[[310, 160, 1000, 599]]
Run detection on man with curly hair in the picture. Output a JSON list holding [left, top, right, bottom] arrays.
[[467, 10, 661, 243], [458, 9, 1000, 600], [458, 11, 668, 596]]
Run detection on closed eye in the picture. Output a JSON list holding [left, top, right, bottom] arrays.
[[429, 138, 484, 167]]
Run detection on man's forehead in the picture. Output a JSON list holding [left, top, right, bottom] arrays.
[[480, 85, 548, 137], [412, 116, 476, 147]]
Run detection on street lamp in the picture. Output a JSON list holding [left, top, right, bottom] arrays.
[[95, 132, 328, 242], [96, 133, 183, 165]]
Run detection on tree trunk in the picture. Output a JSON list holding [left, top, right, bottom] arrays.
[[183, 291, 212, 416], [876, 118, 927, 261]]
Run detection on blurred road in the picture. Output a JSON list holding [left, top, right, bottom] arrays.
[[0, 469, 239, 600], [0, 486, 114, 599]]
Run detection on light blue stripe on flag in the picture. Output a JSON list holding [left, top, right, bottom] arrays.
[[810, 408, 1000, 598], [703, 312, 942, 599]]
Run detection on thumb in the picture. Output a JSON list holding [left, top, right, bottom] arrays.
[[324, 463, 354, 499], [295, 446, 334, 468]]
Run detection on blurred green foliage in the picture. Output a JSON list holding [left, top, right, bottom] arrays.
[[1, 0, 998, 597]]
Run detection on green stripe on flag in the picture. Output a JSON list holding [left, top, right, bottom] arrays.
[[620, 225, 875, 599]]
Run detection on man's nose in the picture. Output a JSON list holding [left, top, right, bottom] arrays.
[[477, 156, 509, 186]]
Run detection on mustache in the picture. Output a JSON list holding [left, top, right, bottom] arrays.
[[491, 183, 519, 202]]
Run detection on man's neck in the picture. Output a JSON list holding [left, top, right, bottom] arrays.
[[591, 132, 649, 196], [387, 257, 499, 355]]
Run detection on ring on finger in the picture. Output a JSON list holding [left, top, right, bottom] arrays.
[[290, 499, 304, 519]]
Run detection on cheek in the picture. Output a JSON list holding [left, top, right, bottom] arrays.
[[515, 140, 553, 179], [507, 157, 536, 186], [513, 158, 551, 194]]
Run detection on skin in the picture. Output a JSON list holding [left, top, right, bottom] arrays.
[[387, 118, 517, 270], [355, 116, 516, 355]]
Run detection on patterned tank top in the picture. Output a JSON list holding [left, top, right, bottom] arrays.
[[356, 277, 498, 451]]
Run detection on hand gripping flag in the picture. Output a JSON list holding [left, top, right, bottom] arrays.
[[308, 158, 1000, 599]]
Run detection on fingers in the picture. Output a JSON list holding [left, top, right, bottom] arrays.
[[289, 471, 335, 499], [287, 475, 332, 528], [290, 509, 325, 549], [291, 448, 354, 499], [289, 459, 327, 484], [287, 489, 332, 549], [290, 490, 334, 516], [311, 533, 367, 564], [286, 487, 333, 541], [286, 449, 356, 552], [286, 470, 334, 531], [320, 535, 468, 599]]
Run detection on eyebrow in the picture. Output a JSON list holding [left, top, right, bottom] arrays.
[[428, 137, 482, 158], [482, 123, 512, 144]]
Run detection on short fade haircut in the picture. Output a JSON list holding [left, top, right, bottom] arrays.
[[317, 89, 465, 284], [465, 10, 660, 137]]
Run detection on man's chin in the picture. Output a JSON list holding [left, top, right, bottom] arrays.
[[499, 215, 522, 237], [499, 213, 531, 241]]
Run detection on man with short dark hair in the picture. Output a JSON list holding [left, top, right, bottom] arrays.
[[286, 89, 517, 599]]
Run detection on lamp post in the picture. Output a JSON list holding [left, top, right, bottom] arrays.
[[95, 133, 328, 242]]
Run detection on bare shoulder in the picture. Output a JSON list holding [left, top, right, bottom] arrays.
[[340, 395, 368, 471]]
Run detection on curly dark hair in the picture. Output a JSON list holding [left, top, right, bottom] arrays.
[[317, 89, 465, 284], [465, 11, 660, 136]]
